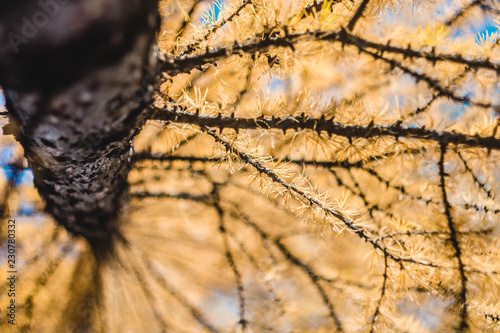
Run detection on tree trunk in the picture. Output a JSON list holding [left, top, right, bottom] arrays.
[[0, 0, 160, 257]]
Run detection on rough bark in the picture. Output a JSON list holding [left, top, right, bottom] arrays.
[[0, 0, 160, 257]]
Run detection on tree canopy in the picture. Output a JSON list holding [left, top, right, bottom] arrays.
[[1, 0, 500, 332]]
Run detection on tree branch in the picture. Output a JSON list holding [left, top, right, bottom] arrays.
[[368, 252, 388, 333], [346, 0, 371, 31], [161, 27, 500, 79], [151, 107, 500, 150], [439, 143, 468, 331], [202, 126, 441, 268]]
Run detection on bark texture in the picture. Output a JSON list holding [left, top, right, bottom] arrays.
[[0, 0, 160, 256]]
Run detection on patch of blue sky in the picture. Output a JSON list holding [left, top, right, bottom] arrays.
[[398, 297, 449, 331], [201, 290, 239, 327], [269, 77, 286, 92], [200, 1, 225, 27], [17, 201, 35, 216], [0, 145, 33, 186], [1, 165, 34, 186], [448, 15, 499, 42], [439, 101, 467, 121], [0, 145, 15, 165], [479, 20, 500, 35], [16, 200, 38, 216], [0, 90, 4, 108], [266, 77, 299, 98], [435, 0, 456, 15], [474, 18, 499, 44]]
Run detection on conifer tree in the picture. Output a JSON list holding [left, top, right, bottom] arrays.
[[1, 0, 499, 332]]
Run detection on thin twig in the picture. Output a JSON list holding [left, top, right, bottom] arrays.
[[439, 143, 468, 331], [346, 0, 371, 31], [229, 206, 345, 331], [213, 185, 247, 331], [368, 252, 389, 333], [181, 0, 253, 56]]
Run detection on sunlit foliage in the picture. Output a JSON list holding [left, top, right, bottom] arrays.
[[1, 0, 500, 332]]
